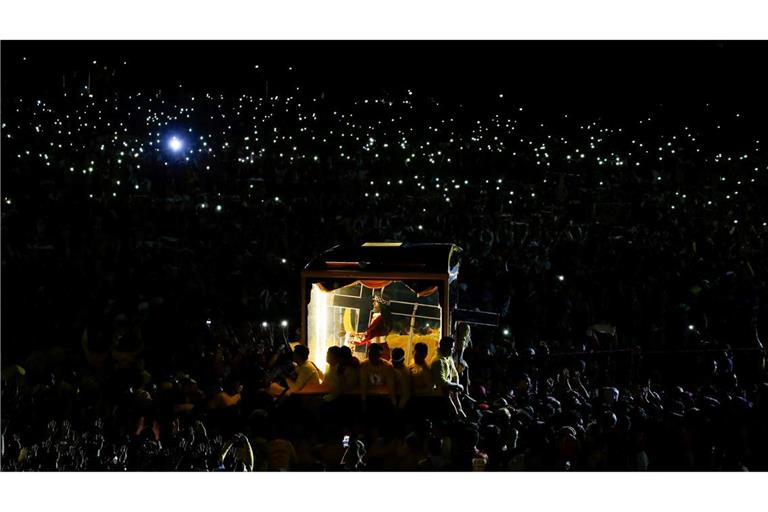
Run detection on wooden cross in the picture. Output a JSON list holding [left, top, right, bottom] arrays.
[[328, 285, 377, 333]]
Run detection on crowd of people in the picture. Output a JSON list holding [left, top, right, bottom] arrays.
[[2, 61, 768, 470]]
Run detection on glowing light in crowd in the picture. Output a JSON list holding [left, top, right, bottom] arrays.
[[168, 136, 184, 152], [281, 320, 289, 328]]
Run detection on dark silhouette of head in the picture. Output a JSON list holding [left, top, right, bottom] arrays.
[[368, 343, 384, 364], [391, 348, 405, 367], [293, 344, 310, 364], [414, 342, 429, 364], [327, 346, 342, 365], [439, 336, 455, 357]]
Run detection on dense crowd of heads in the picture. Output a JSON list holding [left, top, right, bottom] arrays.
[[2, 61, 768, 470]]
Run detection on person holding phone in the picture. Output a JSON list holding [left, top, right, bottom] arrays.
[[340, 435, 366, 470]]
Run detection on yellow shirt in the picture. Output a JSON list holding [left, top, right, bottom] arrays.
[[338, 364, 360, 393], [408, 362, 437, 396], [430, 354, 459, 392], [208, 391, 241, 409], [286, 360, 323, 393], [322, 363, 341, 401], [393, 365, 409, 395], [393, 365, 411, 408], [360, 359, 395, 400], [323, 364, 340, 389]]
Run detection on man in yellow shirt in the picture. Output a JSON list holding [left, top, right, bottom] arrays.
[[391, 348, 411, 410], [270, 345, 323, 397], [287, 344, 323, 392], [322, 346, 342, 402], [337, 346, 361, 393], [409, 342, 436, 396], [208, 376, 243, 409], [359, 343, 396, 409], [430, 336, 466, 418]]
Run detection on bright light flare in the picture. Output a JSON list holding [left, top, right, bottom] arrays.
[[308, 285, 330, 369], [168, 136, 184, 152]]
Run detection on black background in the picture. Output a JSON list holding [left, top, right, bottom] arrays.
[[3, 41, 767, 113]]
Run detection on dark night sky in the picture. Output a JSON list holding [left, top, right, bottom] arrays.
[[3, 41, 768, 113]]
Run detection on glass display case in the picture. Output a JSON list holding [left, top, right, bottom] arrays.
[[301, 243, 461, 370], [306, 280, 443, 369]]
